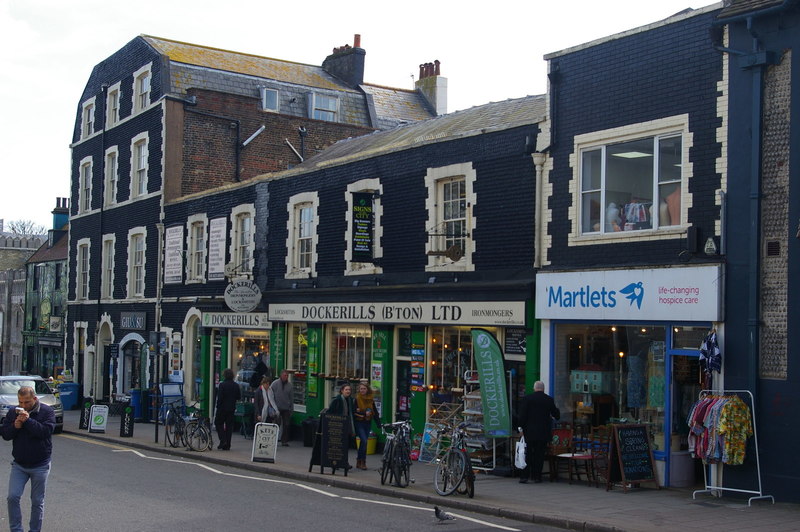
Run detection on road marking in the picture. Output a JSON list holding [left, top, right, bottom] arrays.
[[59, 433, 129, 450], [341, 496, 521, 531], [110, 447, 518, 530]]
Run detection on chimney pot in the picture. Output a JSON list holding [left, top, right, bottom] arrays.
[[354, 34, 361, 48], [434, 60, 441, 76]]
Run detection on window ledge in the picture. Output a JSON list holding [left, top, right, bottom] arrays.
[[573, 226, 687, 244]]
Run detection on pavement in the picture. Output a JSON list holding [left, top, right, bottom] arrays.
[[62, 410, 799, 532]]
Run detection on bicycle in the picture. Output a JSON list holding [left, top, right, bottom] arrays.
[[379, 420, 413, 488], [433, 422, 475, 498], [163, 399, 212, 452]]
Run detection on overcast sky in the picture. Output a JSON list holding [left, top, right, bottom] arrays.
[[0, 0, 714, 230]]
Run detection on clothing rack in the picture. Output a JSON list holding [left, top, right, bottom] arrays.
[[692, 389, 774, 506]]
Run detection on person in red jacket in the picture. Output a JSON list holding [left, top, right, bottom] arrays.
[[1, 385, 56, 532]]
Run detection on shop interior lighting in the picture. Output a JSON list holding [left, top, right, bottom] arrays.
[[618, 351, 625, 358], [611, 326, 617, 332]]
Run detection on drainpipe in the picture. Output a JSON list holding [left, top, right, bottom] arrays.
[[532, 152, 547, 269]]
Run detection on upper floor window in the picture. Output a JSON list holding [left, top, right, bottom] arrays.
[[127, 228, 147, 298], [310, 93, 338, 122], [106, 83, 121, 126], [81, 98, 96, 139], [130, 133, 149, 198], [104, 147, 118, 207], [187, 215, 207, 282], [79, 157, 92, 213], [229, 205, 254, 277], [425, 162, 476, 272], [285, 192, 318, 278], [260, 87, 279, 112], [133, 64, 152, 113], [101, 235, 115, 299], [77, 239, 90, 300], [576, 117, 688, 238], [345, 180, 383, 276]]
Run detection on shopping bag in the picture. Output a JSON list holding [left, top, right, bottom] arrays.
[[515, 436, 527, 469]]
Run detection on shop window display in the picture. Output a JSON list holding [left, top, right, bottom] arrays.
[[327, 326, 371, 399], [554, 325, 667, 450], [232, 332, 270, 399]]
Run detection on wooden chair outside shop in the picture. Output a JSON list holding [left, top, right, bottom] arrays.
[[549, 427, 595, 484]]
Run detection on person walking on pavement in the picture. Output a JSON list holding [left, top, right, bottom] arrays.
[[1, 385, 56, 532], [354, 382, 381, 470], [254, 376, 278, 424], [215, 368, 241, 450], [270, 370, 294, 446], [518, 380, 560, 483]]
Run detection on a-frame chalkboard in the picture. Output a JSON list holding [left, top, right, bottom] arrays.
[[308, 413, 349, 476], [606, 424, 660, 492]]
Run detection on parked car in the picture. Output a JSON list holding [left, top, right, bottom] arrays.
[[0, 376, 64, 433]]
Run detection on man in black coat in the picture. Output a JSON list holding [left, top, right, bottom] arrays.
[[518, 380, 560, 483], [214, 368, 241, 450]]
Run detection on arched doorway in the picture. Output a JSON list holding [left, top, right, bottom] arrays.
[[118, 332, 146, 394], [183, 312, 202, 403], [97, 318, 113, 400]]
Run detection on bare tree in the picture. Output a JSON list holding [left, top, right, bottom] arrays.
[[6, 219, 46, 236]]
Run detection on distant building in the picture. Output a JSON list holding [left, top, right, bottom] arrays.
[[22, 198, 69, 378]]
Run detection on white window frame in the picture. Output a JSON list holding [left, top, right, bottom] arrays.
[[285, 192, 319, 278], [228, 205, 255, 278], [309, 93, 338, 122], [76, 238, 91, 300], [260, 87, 279, 112], [186, 214, 208, 283], [105, 82, 121, 127], [130, 132, 149, 199], [79, 156, 93, 214], [132, 63, 152, 113], [127, 227, 147, 298], [104, 146, 118, 207], [424, 162, 476, 272], [344, 179, 383, 275], [81, 97, 96, 139], [101, 234, 116, 300], [569, 115, 692, 246]]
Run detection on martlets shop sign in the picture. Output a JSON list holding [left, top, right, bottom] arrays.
[[535, 266, 722, 321]]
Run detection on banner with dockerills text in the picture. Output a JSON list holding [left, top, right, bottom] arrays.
[[471, 329, 511, 437]]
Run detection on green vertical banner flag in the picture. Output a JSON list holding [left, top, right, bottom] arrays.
[[471, 328, 511, 437]]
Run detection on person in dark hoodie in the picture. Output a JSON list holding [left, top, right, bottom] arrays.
[[1, 385, 56, 532], [214, 368, 241, 450]]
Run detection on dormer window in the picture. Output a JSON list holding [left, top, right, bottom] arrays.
[[260, 87, 278, 112], [309, 93, 338, 122]]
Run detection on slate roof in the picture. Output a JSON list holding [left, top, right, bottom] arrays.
[[718, 0, 796, 19], [280, 94, 546, 175], [27, 228, 68, 264]]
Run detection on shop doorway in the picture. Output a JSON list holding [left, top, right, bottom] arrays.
[[395, 359, 412, 422]]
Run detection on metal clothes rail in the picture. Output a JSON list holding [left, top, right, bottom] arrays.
[[691, 389, 774, 506]]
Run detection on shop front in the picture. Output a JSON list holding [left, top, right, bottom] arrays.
[[268, 297, 534, 468], [535, 265, 723, 487]]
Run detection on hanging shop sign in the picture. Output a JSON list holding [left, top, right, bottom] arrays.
[[202, 312, 271, 329], [224, 279, 262, 313], [535, 265, 722, 321], [269, 301, 525, 326], [471, 329, 511, 437], [351, 192, 374, 262]]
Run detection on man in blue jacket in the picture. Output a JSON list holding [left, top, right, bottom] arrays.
[[1, 385, 56, 532]]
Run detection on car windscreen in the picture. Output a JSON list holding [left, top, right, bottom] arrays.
[[0, 380, 52, 395]]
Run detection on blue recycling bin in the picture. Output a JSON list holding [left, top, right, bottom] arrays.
[[58, 382, 80, 410], [130, 389, 143, 420]]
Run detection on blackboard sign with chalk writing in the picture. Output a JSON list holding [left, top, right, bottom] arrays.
[[607, 424, 659, 491]]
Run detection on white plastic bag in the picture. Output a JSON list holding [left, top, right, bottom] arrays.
[[515, 436, 527, 469]]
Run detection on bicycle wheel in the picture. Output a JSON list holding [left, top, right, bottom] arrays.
[[392, 443, 410, 488], [164, 409, 179, 448], [460, 454, 475, 498], [380, 440, 394, 485], [185, 421, 210, 451], [434, 450, 466, 496]]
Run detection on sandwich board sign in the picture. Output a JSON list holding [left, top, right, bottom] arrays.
[[89, 404, 109, 433], [251, 423, 279, 463]]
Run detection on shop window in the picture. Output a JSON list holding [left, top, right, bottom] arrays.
[[232, 332, 271, 398], [327, 326, 371, 398], [670, 326, 707, 350], [428, 326, 499, 411], [553, 324, 667, 451], [287, 324, 308, 412]]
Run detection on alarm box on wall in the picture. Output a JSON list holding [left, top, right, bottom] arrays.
[[570, 370, 613, 394]]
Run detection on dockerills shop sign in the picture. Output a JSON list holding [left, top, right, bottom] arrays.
[[269, 301, 525, 326], [224, 280, 262, 313], [535, 266, 722, 321]]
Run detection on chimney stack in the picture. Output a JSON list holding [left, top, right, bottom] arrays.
[[415, 59, 447, 115], [322, 34, 366, 89], [52, 197, 69, 229]]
